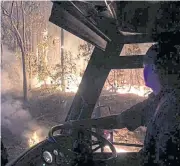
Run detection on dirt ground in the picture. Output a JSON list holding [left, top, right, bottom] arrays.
[[2, 88, 147, 161]]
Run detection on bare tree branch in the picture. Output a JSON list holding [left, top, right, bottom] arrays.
[[1, 5, 10, 17], [10, 1, 14, 16], [15, 1, 19, 30]]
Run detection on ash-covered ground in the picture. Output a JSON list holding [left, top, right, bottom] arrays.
[[2, 88, 147, 161]]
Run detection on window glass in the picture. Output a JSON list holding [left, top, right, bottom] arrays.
[[92, 43, 153, 153], [93, 68, 151, 153]]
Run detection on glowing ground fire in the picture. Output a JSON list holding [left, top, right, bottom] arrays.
[[34, 74, 151, 97], [104, 145, 127, 153], [28, 132, 40, 148], [116, 85, 151, 97]]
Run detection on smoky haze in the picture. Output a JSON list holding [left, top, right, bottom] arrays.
[[1, 46, 22, 94], [1, 45, 47, 144]]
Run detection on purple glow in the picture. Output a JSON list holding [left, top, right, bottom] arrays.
[[143, 64, 161, 95], [143, 65, 151, 86]]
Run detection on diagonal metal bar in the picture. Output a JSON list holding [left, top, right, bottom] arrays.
[[66, 42, 124, 121]]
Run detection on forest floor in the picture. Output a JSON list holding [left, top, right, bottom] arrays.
[[2, 87, 147, 161]]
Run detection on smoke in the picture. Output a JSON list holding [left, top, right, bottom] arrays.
[[1, 46, 47, 144], [1, 96, 31, 135], [1, 46, 22, 94]]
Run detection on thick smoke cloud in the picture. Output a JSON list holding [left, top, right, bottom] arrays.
[[1, 96, 31, 135], [1, 46, 46, 143], [1, 46, 22, 94]]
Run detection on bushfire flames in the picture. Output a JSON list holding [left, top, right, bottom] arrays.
[[34, 74, 151, 97], [29, 75, 149, 148], [116, 85, 151, 97], [104, 145, 127, 153], [28, 132, 40, 148], [63, 76, 151, 96], [63, 73, 151, 96]]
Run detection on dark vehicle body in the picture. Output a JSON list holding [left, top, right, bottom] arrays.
[[1, 140, 8, 166]]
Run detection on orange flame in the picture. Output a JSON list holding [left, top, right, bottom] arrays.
[[28, 132, 40, 148], [104, 145, 127, 153]]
